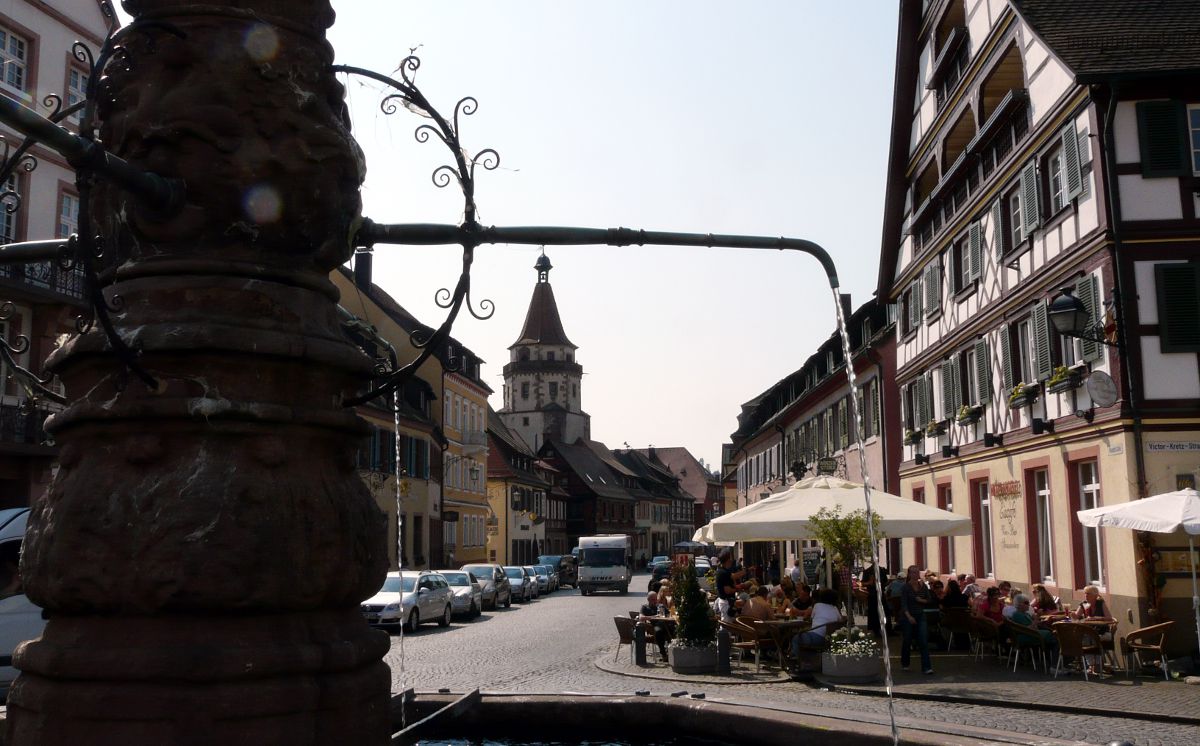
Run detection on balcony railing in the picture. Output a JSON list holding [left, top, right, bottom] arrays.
[[0, 261, 85, 302], [0, 403, 52, 447]]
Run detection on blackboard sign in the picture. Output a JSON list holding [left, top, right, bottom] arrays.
[[800, 547, 822, 583]]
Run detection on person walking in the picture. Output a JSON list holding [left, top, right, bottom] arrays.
[[899, 566, 933, 674], [790, 557, 806, 586]]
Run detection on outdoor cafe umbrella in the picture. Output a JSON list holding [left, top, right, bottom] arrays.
[[1077, 488, 1200, 655], [698, 475, 972, 543]]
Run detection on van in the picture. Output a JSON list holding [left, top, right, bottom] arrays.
[[536, 554, 577, 589], [576, 535, 629, 595]]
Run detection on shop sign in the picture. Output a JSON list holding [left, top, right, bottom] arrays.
[[1147, 442, 1200, 452], [991, 480, 1022, 551]]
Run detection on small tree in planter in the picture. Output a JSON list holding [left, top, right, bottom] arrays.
[[808, 505, 884, 624], [668, 561, 717, 673]]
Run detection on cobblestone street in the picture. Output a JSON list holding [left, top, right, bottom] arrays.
[[384, 574, 1200, 745]]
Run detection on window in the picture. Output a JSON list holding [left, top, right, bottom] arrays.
[[1190, 105, 1200, 175], [1047, 148, 1065, 213], [0, 27, 29, 93], [546, 351, 555, 361], [1078, 461, 1103, 587], [938, 484, 954, 572], [1032, 469, 1054, 582], [549, 382, 558, 399], [974, 480, 994, 578], [913, 487, 926, 568], [1007, 188, 1023, 249], [0, 174, 17, 243], [952, 236, 970, 293], [1155, 263, 1200, 353], [67, 66, 89, 123], [960, 347, 977, 406], [1136, 100, 1190, 177], [1016, 319, 1035, 384], [521, 382, 529, 399]]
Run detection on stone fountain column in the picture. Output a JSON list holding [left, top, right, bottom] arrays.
[[6, 1, 390, 743]]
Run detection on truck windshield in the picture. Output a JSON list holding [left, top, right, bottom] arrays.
[[580, 548, 625, 567]]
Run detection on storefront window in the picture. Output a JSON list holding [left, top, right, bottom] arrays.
[[1033, 469, 1054, 582], [977, 480, 994, 577], [1079, 461, 1103, 587]]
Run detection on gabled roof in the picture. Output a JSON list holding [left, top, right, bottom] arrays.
[[510, 281, 575, 349], [487, 406, 535, 456], [1012, 0, 1200, 82], [544, 439, 633, 500]]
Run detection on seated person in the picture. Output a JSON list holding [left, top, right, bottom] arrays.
[[930, 579, 946, 601], [997, 580, 1013, 604], [1030, 584, 1061, 618], [1001, 589, 1021, 620], [638, 591, 671, 659], [974, 587, 1004, 623], [1009, 594, 1058, 658], [1072, 585, 1112, 620], [741, 586, 775, 622], [790, 582, 814, 618], [960, 574, 981, 599], [790, 589, 843, 656], [940, 579, 969, 609]]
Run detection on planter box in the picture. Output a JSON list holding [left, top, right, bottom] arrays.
[[1047, 375, 1083, 394], [821, 651, 883, 684], [924, 423, 947, 438], [669, 644, 717, 674], [904, 432, 922, 445], [1008, 390, 1039, 411], [956, 408, 982, 426]]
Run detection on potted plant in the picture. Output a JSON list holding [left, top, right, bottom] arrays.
[[955, 403, 983, 426], [667, 560, 717, 673], [924, 419, 947, 438], [821, 626, 883, 683], [903, 428, 922, 445], [807, 507, 884, 625], [1046, 365, 1084, 394], [1007, 382, 1039, 410]]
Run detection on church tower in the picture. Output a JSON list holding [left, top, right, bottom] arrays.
[[499, 254, 590, 450]]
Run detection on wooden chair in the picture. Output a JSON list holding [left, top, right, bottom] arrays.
[[970, 616, 1002, 661], [1120, 621, 1175, 680], [627, 610, 640, 620], [612, 616, 636, 663], [940, 607, 973, 650], [718, 619, 756, 664], [1004, 619, 1049, 673], [736, 615, 777, 671], [1051, 622, 1102, 680]]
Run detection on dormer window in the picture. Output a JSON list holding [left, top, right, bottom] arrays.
[[547, 351, 555, 361]]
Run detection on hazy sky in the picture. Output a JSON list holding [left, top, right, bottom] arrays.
[[121, 2, 900, 468]]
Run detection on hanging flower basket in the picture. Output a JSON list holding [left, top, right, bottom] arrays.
[[903, 429, 922, 445], [924, 419, 947, 438], [956, 404, 983, 426], [1007, 383, 1039, 410], [1046, 365, 1084, 394]]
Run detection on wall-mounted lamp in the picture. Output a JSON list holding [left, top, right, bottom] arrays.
[[915, 453, 930, 465], [1048, 286, 1120, 348], [1074, 408, 1095, 423], [941, 445, 959, 458], [1031, 418, 1055, 435], [984, 432, 1003, 448]]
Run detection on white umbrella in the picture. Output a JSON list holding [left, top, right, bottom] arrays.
[[701, 475, 972, 542], [1077, 488, 1200, 654]]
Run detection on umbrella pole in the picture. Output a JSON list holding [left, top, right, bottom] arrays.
[[1190, 536, 1200, 660]]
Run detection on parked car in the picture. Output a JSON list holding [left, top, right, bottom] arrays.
[[438, 570, 484, 618], [503, 565, 534, 602], [537, 554, 577, 588], [522, 566, 541, 598], [461, 563, 511, 609], [650, 561, 672, 583], [0, 508, 41, 701], [531, 565, 552, 593], [361, 570, 454, 633]]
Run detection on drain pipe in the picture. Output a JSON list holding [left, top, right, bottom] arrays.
[[1098, 86, 1148, 499]]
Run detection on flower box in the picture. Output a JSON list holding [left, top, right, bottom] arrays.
[[956, 404, 983, 426], [821, 651, 884, 683], [924, 420, 947, 438], [668, 644, 717, 674], [1007, 384, 1039, 411], [1047, 366, 1084, 394], [903, 430, 922, 445]]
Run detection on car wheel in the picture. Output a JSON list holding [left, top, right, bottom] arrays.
[[405, 610, 419, 634], [439, 605, 452, 627], [470, 601, 479, 618], [504, 591, 512, 608], [620, 585, 629, 595]]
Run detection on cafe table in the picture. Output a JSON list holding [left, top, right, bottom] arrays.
[[754, 618, 811, 669]]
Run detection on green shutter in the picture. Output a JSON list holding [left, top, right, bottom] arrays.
[[991, 199, 1007, 257], [925, 258, 941, 315], [968, 220, 982, 281], [975, 339, 992, 405], [952, 354, 963, 413], [1077, 274, 1102, 362], [1156, 263, 1200, 352], [1136, 100, 1189, 177], [1021, 161, 1041, 233], [1032, 300, 1053, 381], [873, 380, 882, 437], [999, 325, 1013, 392], [902, 383, 911, 429], [915, 375, 928, 425], [941, 359, 955, 417], [1062, 122, 1083, 201]]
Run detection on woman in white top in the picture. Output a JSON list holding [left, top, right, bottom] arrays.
[[791, 589, 843, 656]]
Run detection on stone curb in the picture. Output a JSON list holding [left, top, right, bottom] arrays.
[[820, 679, 1200, 726], [592, 653, 791, 684]]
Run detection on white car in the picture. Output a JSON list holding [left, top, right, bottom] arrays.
[[651, 555, 669, 567], [438, 570, 483, 618], [361, 571, 454, 633], [0, 508, 41, 701]]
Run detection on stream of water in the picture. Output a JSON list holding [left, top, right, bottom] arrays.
[[393, 390, 407, 730]]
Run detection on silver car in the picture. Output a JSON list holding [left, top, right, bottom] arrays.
[[503, 565, 533, 602], [522, 566, 541, 598], [361, 571, 454, 633], [532, 564, 553, 593], [439, 570, 483, 618], [461, 563, 512, 609]]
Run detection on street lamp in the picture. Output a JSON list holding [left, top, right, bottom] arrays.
[[1048, 287, 1119, 348]]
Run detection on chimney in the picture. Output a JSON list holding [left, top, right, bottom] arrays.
[[354, 250, 373, 291]]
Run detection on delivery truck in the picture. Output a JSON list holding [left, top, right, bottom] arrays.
[[576, 535, 629, 595]]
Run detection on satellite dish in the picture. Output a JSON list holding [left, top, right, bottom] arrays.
[[1086, 370, 1118, 408]]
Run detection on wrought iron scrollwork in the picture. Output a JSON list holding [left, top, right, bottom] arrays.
[[334, 57, 497, 408], [0, 301, 66, 406]]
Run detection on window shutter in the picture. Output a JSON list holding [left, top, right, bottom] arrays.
[[925, 373, 936, 423], [924, 258, 941, 315], [1155, 263, 1200, 352], [1021, 161, 1041, 233], [967, 220, 982, 281], [1062, 122, 1083, 200], [991, 199, 1007, 257], [941, 359, 955, 418], [902, 383, 911, 429], [1077, 273, 1102, 362], [974, 339, 992, 405], [1032, 300, 1053, 381], [1136, 100, 1189, 177], [952, 354, 963, 413], [999, 325, 1013, 392], [873, 381, 882, 437], [915, 376, 927, 425]]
